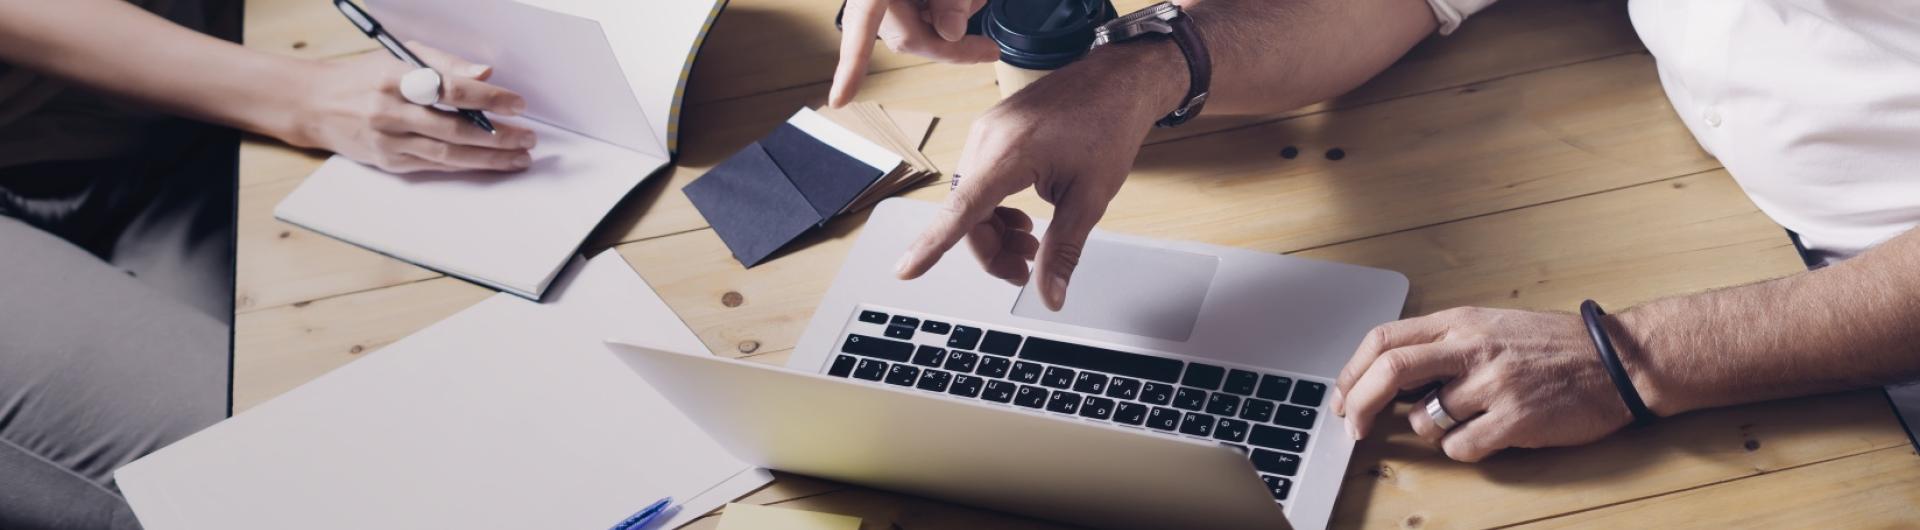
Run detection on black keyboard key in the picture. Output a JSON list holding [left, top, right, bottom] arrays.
[[948, 326, 983, 350], [1081, 396, 1116, 420], [853, 359, 887, 381], [1106, 377, 1141, 400], [884, 325, 915, 340], [977, 356, 1011, 378], [858, 310, 888, 324], [1291, 381, 1328, 407], [1249, 425, 1310, 453], [827, 355, 856, 377], [1179, 412, 1217, 437], [1016, 337, 1184, 383], [921, 320, 952, 334], [1041, 366, 1075, 389], [1182, 363, 1226, 390], [1046, 391, 1083, 415], [950, 374, 985, 398], [981, 330, 1023, 356], [890, 315, 920, 328], [1206, 393, 1242, 417], [911, 345, 948, 368], [1140, 382, 1174, 405], [1146, 407, 1181, 431], [1224, 370, 1260, 395], [1014, 385, 1048, 408], [1010, 361, 1044, 384], [1240, 399, 1276, 423], [884, 364, 920, 387], [982, 380, 1016, 403], [944, 350, 979, 373], [1262, 475, 1293, 500], [1070, 372, 1108, 394], [1256, 375, 1294, 401], [1252, 449, 1301, 476], [1173, 387, 1208, 411], [842, 334, 913, 362], [1274, 404, 1319, 430], [1114, 402, 1148, 425], [917, 369, 952, 392], [1215, 418, 1250, 442]]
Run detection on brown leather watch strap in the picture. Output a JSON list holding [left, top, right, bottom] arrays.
[[1156, 11, 1211, 128]]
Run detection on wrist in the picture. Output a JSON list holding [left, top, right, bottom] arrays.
[[1076, 37, 1190, 130], [249, 57, 330, 148], [1609, 308, 1691, 417]]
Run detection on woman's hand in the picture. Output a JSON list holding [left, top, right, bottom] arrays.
[[1330, 307, 1636, 462], [284, 44, 536, 173]]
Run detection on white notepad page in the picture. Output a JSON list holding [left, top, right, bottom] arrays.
[[115, 252, 771, 530], [278, 0, 707, 298]]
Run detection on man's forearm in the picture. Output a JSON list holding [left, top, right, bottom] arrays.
[[1066, 0, 1439, 123], [0, 0, 309, 138], [1617, 227, 1920, 416]]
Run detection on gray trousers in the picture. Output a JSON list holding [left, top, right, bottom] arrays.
[[0, 121, 234, 529]]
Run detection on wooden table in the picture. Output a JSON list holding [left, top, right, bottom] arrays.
[[235, 0, 1920, 527]]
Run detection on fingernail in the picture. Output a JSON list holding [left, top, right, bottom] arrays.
[[1046, 275, 1068, 309], [511, 100, 527, 115], [937, 22, 962, 42], [894, 253, 913, 276], [1346, 419, 1361, 441], [463, 64, 490, 77], [518, 134, 536, 149], [1331, 389, 1346, 416], [512, 154, 531, 168]]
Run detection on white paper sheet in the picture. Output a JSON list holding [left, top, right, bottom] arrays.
[[115, 252, 772, 530], [519, 0, 727, 155], [275, 119, 666, 299]]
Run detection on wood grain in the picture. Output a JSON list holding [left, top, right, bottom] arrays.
[[1519, 445, 1920, 529]]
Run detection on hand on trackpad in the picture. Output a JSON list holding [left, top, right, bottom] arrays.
[[1012, 239, 1219, 342]]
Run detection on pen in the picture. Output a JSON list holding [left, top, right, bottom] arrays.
[[608, 496, 675, 530], [332, 0, 497, 134]]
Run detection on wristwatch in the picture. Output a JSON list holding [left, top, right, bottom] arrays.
[[1092, 1, 1211, 128]]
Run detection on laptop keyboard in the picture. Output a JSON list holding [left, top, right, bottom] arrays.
[[826, 307, 1329, 508]]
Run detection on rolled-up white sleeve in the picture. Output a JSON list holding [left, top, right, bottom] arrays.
[[1425, 0, 1501, 35]]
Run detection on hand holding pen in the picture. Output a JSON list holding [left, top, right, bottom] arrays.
[[291, 0, 536, 174]]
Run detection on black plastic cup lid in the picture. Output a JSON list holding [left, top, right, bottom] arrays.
[[987, 0, 1117, 70]]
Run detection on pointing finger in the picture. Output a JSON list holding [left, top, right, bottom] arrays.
[[831, 0, 890, 107]]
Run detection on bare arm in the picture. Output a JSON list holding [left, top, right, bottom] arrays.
[[861, 0, 1441, 309], [0, 0, 535, 173], [1621, 226, 1920, 416]]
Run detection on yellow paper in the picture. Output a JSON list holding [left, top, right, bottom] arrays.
[[716, 503, 862, 530]]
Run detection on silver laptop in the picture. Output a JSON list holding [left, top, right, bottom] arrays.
[[645, 198, 1404, 528]]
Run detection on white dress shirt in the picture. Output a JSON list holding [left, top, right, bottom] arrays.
[[1430, 0, 1920, 263]]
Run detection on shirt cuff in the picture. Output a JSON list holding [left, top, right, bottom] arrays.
[[1424, 0, 1500, 35]]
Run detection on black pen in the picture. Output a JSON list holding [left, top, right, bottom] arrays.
[[333, 0, 496, 134]]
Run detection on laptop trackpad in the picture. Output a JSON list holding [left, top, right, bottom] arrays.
[[1012, 239, 1218, 342]]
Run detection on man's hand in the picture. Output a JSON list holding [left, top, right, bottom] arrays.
[[831, 0, 997, 107], [892, 44, 1187, 310], [1329, 307, 1635, 462]]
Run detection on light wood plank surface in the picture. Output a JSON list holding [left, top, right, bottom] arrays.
[[232, 0, 1920, 527]]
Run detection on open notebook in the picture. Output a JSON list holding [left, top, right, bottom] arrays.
[[274, 0, 726, 299]]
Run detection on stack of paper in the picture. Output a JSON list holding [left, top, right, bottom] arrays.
[[684, 106, 939, 267], [817, 102, 940, 214], [114, 252, 771, 530]]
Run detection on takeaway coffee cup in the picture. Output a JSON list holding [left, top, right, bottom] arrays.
[[984, 0, 1118, 98]]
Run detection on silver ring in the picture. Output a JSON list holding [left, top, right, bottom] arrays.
[[399, 68, 443, 107], [1424, 390, 1460, 431]]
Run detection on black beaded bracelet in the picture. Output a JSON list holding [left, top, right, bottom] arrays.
[[1581, 300, 1655, 427]]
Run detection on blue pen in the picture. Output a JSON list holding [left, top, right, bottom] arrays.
[[609, 497, 675, 530]]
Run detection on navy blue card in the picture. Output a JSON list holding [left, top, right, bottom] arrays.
[[760, 123, 885, 223], [683, 141, 825, 267]]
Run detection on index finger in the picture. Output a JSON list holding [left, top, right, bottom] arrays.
[[895, 171, 1011, 280], [1332, 316, 1447, 416], [830, 0, 890, 108]]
